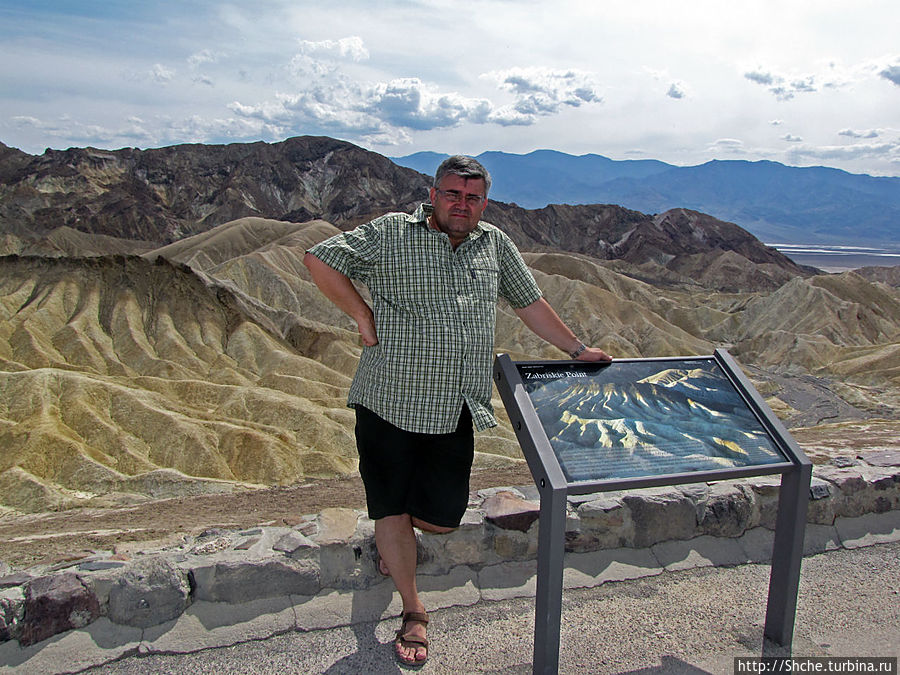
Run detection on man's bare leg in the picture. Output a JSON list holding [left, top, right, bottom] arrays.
[[375, 514, 453, 664]]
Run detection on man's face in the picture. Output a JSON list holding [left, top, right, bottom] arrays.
[[428, 174, 488, 246]]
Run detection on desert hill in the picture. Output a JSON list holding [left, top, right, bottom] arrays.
[[0, 137, 898, 514], [2, 215, 899, 513], [0, 250, 361, 512], [1, 226, 154, 258], [856, 265, 900, 288]]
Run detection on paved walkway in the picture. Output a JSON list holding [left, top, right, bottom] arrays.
[[73, 541, 899, 675]]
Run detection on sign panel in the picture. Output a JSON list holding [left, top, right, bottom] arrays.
[[516, 357, 788, 484]]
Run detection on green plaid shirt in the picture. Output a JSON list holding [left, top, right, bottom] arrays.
[[307, 203, 543, 434]]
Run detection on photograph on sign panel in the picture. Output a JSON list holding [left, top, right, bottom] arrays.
[[517, 359, 787, 482]]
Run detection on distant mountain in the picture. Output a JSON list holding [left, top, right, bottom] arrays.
[[395, 149, 671, 207], [391, 151, 900, 247], [0, 136, 810, 292], [0, 137, 427, 244]]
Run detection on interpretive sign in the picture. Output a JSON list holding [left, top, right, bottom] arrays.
[[518, 358, 789, 484], [494, 350, 812, 675]]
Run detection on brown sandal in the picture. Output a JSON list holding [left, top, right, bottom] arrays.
[[394, 610, 429, 668]]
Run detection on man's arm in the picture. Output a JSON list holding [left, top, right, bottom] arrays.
[[513, 298, 612, 362], [303, 252, 378, 346]]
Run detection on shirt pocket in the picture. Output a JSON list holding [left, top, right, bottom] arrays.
[[468, 264, 499, 302]]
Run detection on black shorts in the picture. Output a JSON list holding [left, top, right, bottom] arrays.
[[354, 405, 475, 528]]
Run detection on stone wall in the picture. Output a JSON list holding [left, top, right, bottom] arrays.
[[1, 456, 898, 658]]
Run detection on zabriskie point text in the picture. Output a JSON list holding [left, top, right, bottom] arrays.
[[735, 657, 897, 674]]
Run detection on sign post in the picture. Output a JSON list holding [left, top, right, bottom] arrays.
[[493, 349, 812, 674]]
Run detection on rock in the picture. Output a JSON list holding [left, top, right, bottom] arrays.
[[0, 587, 25, 642], [858, 449, 900, 467], [0, 572, 33, 589], [234, 536, 261, 551], [492, 526, 535, 560], [78, 560, 127, 572], [483, 491, 541, 532], [275, 531, 317, 558], [806, 477, 838, 525], [816, 465, 900, 518], [19, 572, 100, 646], [832, 457, 858, 468], [740, 476, 783, 529], [697, 483, 753, 538], [191, 536, 232, 555], [190, 559, 320, 604], [313, 508, 360, 545], [107, 556, 191, 628], [809, 478, 832, 500], [315, 513, 374, 590], [577, 494, 634, 549], [420, 510, 489, 574], [623, 488, 698, 547]]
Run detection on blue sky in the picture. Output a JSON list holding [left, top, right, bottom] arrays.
[[2, 0, 899, 176]]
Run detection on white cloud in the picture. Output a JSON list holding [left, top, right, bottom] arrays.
[[150, 64, 175, 84], [11, 110, 278, 150], [782, 134, 803, 143], [229, 63, 602, 140], [229, 76, 494, 143], [644, 69, 687, 100], [880, 64, 900, 86], [745, 56, 900, 102], [287, 37, 369, 80], [745, 70, 775, 86], [744, 69, 817, 101], [485, 106, 535, 127], [839, 128, 880, 139], [188, 50, 219, 68], [666, 83, 686, 99], [482, 67, 602, 120], [708, 138, 746, 154], [786, 140, 900, 163], [296, 36, 369, 62], [366, 78, 492, 130], [12, 115, 43, 128]]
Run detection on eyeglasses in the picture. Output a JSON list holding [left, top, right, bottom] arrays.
[[435, 189, 485, 206]]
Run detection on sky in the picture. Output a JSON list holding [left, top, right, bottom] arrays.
[[2, 0, 899, 176]]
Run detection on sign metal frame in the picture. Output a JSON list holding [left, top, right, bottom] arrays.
[[493, 349, 812, 674]]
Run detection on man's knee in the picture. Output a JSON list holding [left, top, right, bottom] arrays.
[[411, 517, 456, 534]]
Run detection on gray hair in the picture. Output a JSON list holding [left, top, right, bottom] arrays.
[[433, 155, 492, 196]]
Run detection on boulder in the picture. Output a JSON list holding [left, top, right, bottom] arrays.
[[190, 559, 320, 604], [483, 491, 541, 532], [19, 572, 100, 646], [623, 488, 698, 547], [107, 556, 191, 628]]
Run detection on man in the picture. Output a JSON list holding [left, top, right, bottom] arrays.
[[303, 156, 610, 667]]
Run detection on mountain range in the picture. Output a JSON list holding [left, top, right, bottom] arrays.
[[0, 137, 813, 292], [392, 150, 900, 248], [0, 136, 898, 514]]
